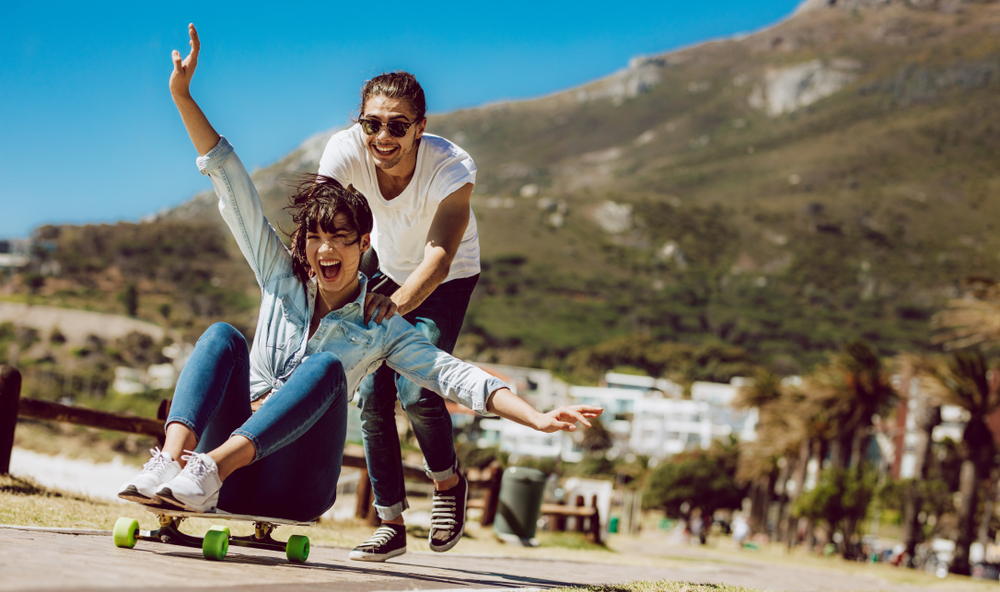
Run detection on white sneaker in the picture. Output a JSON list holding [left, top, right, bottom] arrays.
[[118, 448, 181, 504], [154, 451, 223, 513]]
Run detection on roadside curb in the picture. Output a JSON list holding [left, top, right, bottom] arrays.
[[0, 524, 109, 535]]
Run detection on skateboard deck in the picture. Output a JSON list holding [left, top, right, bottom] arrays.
[[112, 505, 316, 562]]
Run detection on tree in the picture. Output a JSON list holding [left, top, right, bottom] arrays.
[[796, 342, 895, 557], [931, 278, 1000, 351], [793, 467, 876, 559], [733, 367, 802, 535], [579, 417, 614, 455], [645, 437, 746, 524], [118, 283, 138, 317], [916, 350, 1000, 575], [806, 342, 895, 472], [895, 354, 943, 567]]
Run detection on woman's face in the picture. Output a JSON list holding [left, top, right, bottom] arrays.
[[305, 213, 370, 301]]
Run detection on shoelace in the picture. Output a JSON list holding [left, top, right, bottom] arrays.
[[180, 451, 217, 480], [431, 495, 459, 532], [141, 447, 170, 473], [360, 526, 398, 549]]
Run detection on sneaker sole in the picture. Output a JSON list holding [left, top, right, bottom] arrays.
[[154, 488, 217, 513], [348, 547, 406, 562], [118, 486, 156, 505]]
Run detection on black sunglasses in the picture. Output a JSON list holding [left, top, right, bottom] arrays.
[[358, 117, 419, 138]]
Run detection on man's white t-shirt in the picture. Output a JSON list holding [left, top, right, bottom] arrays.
[[318, 124, 480, 285]]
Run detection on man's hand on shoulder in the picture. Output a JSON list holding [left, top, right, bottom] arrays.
[[364, 292, 398, 325]]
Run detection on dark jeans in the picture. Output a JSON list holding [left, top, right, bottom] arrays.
[[167, 322, 348, 521], [358, 253, 479, 519]]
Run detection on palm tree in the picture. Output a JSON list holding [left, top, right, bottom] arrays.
[[932, 278, 1000, 350], [806, 343, 895, 473], [798, 343, 895, 557], [915, 350, 1000, 575], [895, 354, 942, 568], [734, 368, 803, 535]]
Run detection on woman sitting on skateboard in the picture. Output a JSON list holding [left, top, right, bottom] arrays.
[[117, 24, 601, 524]]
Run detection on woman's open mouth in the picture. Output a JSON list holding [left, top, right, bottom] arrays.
[[319, 259, 341, 281]]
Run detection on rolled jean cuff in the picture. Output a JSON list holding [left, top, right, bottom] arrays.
[[424, 458, 458, 482], [374, 499, 409, 521], [164, 417, 197, 437]]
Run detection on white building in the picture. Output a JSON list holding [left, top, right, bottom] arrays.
[[603, 372, 684, 398], [473, 370, 759, 462], [629, 397, 712, 456], [692, 379, 759, 441]]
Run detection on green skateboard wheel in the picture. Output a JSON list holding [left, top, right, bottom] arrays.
[[202, 525, 230, 561], [112, 517, 139, 549], [285, 534, 310, 563]]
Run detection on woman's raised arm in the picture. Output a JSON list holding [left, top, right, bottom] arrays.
[[170, 24, 221, 156]]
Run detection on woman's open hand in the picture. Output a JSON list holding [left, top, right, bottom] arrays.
[[535, 405, 603, 433], [170, 24, 200, 98]]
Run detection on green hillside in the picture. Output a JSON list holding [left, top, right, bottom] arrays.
[[13, 1, 1000, 384]]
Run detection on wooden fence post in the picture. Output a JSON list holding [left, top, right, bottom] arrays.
[[478, 460, 502, 526], [0, 366, 23, 475], [156, 398, 172, 447]]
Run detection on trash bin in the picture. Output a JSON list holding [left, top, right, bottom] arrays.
[[609, 515, 619, 534], [493, 466, 546, 546]]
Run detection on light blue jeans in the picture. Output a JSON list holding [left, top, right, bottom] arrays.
[[166, 322, 348, 521]]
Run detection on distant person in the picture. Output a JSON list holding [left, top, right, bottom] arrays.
[[117, 24, 602, 534], [318, 68, 483, 560], [731, 513, 749, 549]]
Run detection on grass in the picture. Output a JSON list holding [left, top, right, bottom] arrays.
[[13, 420, 154, 466]]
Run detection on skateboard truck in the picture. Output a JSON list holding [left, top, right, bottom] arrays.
[[112, 508, 313, 563]]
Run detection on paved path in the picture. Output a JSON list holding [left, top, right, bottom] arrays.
[[0, 526, 983, 592], [0, 301, 167, 345]]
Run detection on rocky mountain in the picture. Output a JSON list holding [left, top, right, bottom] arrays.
[[48, 0, 1000, 381]]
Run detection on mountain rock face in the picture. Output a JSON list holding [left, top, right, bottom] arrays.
[[748, 59, 860, 116], [124, 1, 1000, 375], [795, 0, 988, 14]]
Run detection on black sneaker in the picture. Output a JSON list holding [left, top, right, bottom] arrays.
[[429, 472, 467, 552], [348, 524, 407, 562]]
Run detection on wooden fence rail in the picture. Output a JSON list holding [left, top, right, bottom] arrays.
[[0, 364, 503, 525]]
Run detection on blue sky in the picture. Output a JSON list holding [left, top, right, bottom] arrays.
[[0, 1, 803, 239]]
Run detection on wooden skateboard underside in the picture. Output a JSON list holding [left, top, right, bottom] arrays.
[[143, 505, 316, 527]]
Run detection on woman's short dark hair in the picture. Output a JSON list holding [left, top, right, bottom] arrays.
[[358, 71, 427, 122], [285, 175, 373, 285]]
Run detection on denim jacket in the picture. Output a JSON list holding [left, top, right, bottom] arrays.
[[197, 137, 505, 414]]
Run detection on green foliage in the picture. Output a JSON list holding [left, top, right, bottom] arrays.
[[793, 468, 876, 536], [455, 440, 507, 470], [22, 272, 45, 295], [563, 335, 755, 385], [644, 440, 745, 517], [510, 456, 558, 475], [117, 283, 138, 317]]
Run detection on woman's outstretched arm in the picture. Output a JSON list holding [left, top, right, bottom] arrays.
[[170, 24, 220, 156], [486, 388, 603, 433]]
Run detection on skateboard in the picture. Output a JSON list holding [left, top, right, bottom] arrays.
[[112, 506, 315, 562]]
